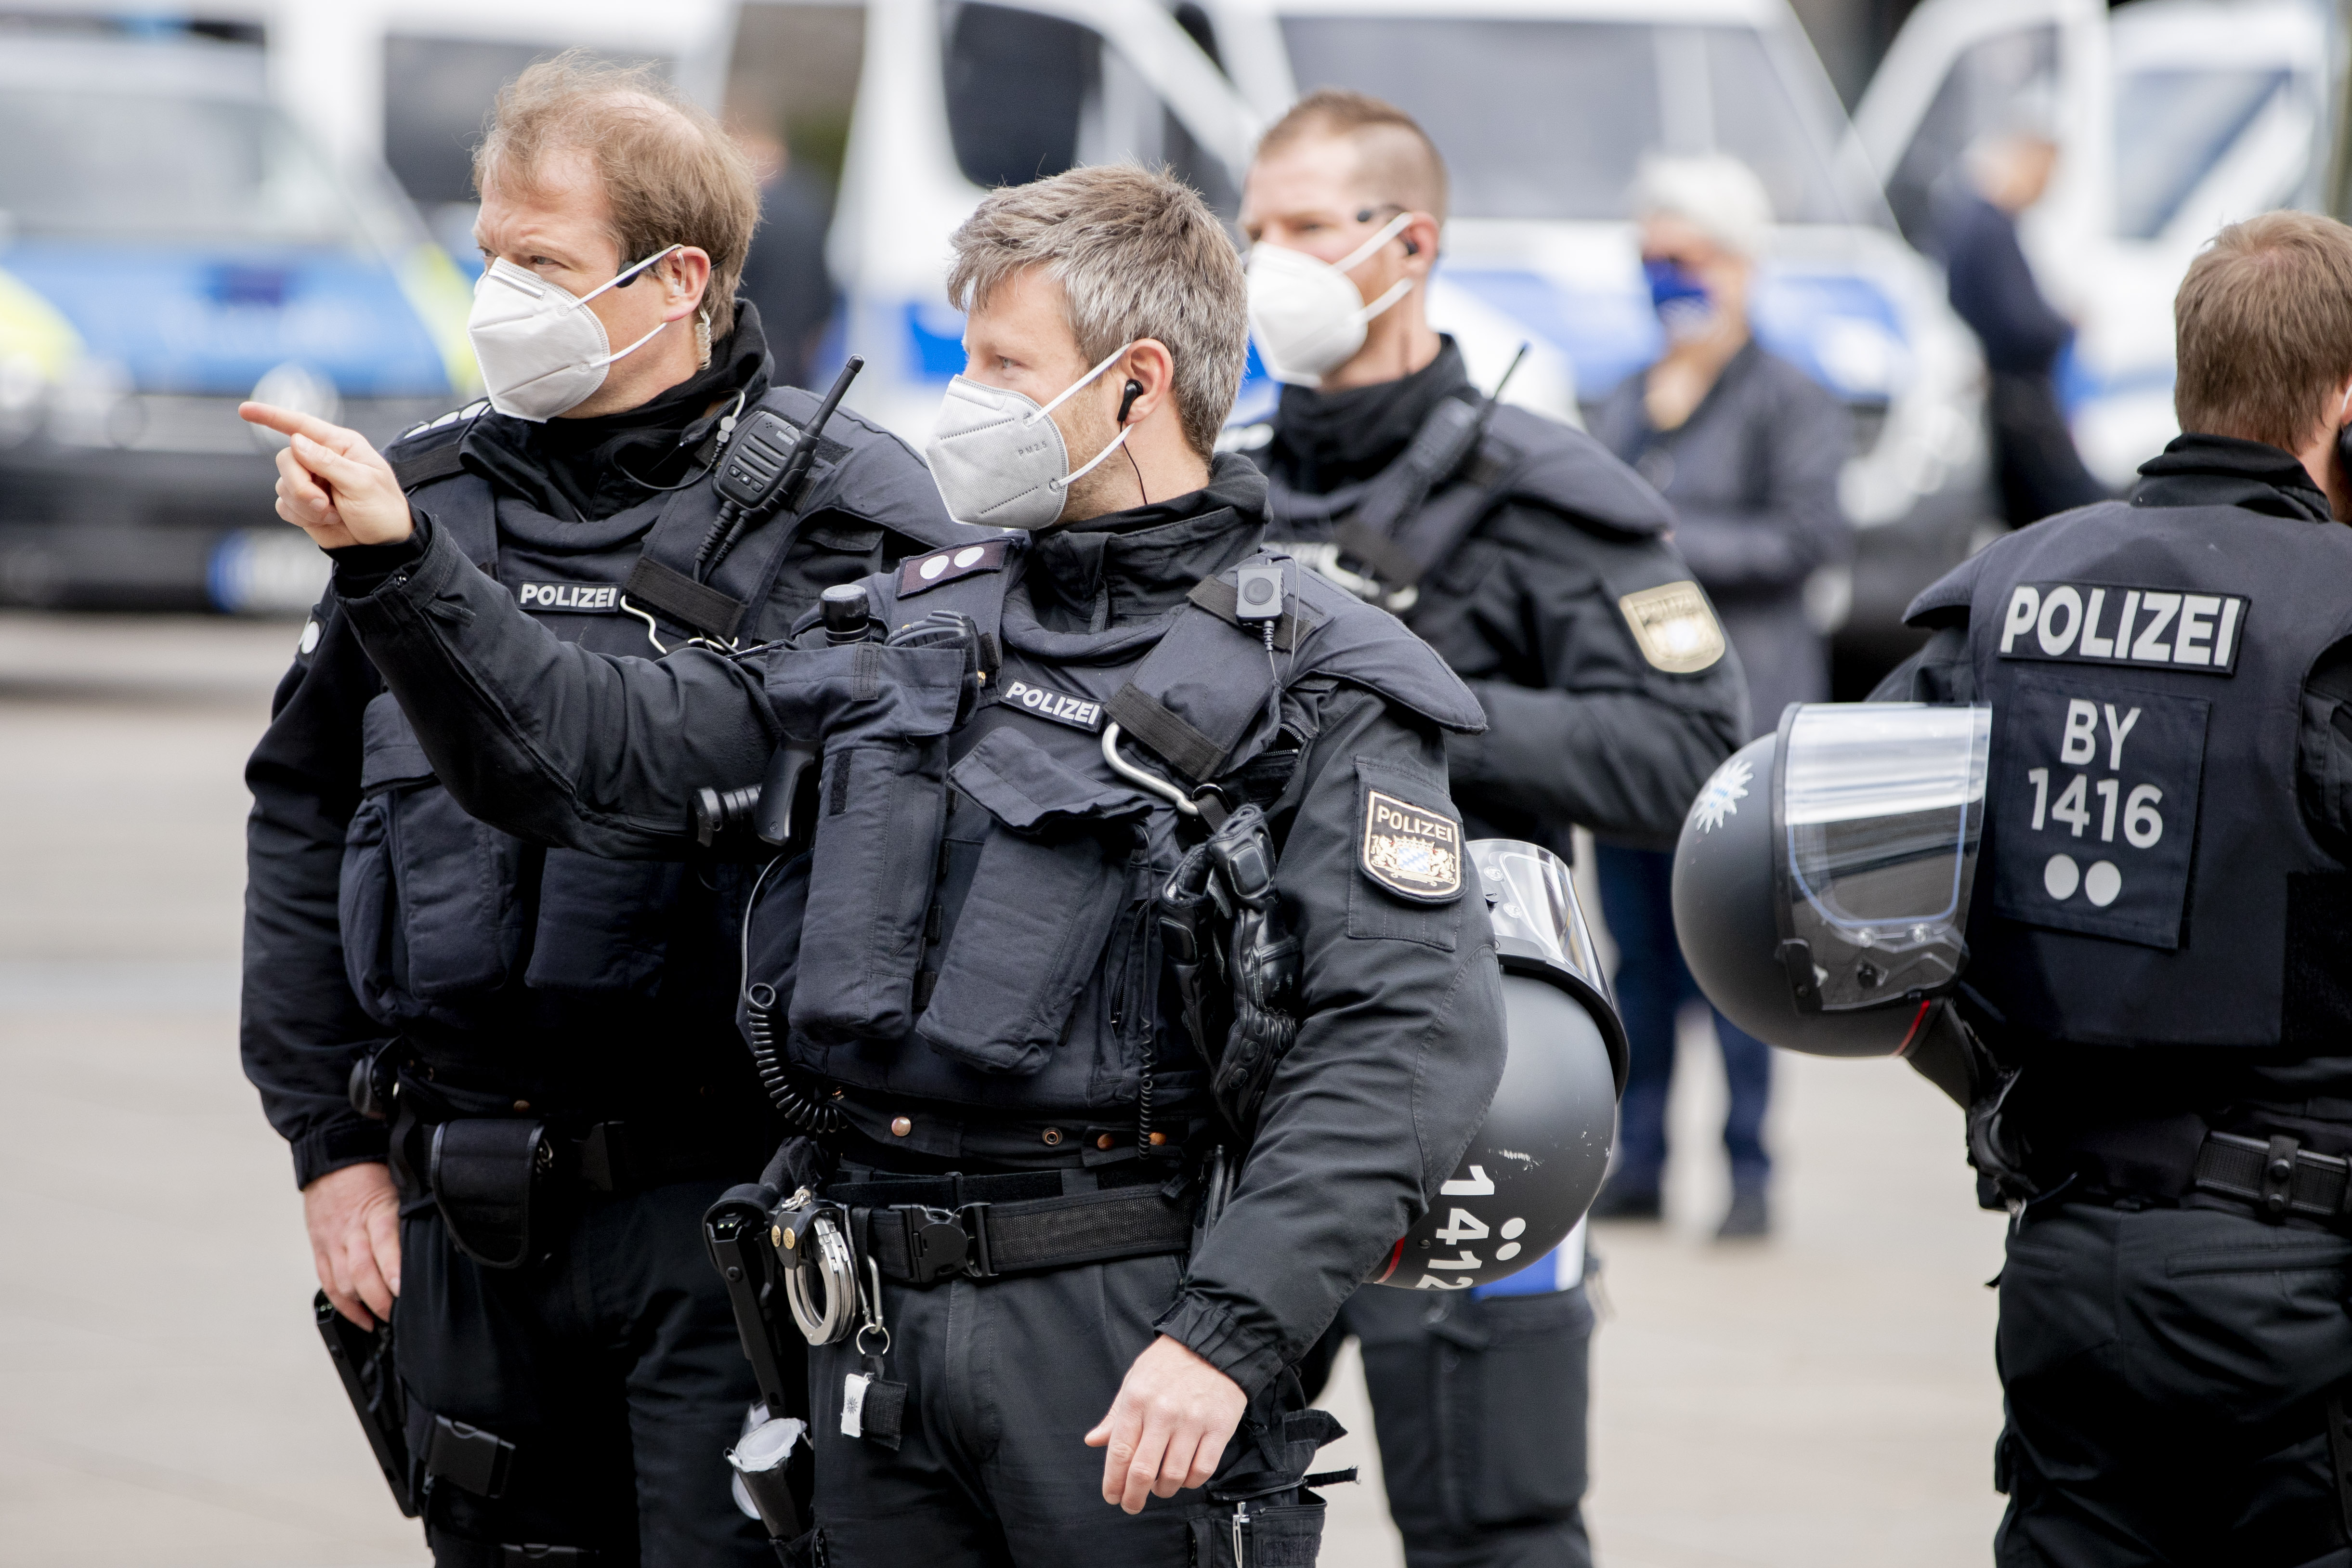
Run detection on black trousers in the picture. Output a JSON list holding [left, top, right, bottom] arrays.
[[1989, 372, 2108, 529], [1996, 1198, 2352, 1567], [806, 1251, 1328, 1567], [396, 1181, 773, 1568], [1322, 1283, 1594, 1568]]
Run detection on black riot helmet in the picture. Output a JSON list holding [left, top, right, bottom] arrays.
[[1673, 703, 1992, 1058], [1371, 839, 1626, 1292]]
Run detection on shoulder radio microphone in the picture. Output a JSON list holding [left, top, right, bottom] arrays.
[[694, 354, 865, 581]]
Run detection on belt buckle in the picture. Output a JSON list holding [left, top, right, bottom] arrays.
[[900, 1202, 995, 1284]]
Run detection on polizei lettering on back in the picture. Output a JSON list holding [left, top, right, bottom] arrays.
[[517, 582, 622, 614], [1002, 679, 1104, 733], [1996, 581, 2247, 675]]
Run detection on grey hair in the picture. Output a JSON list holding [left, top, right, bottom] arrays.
[[1631, 154, 1775, 259], [946, 165, 1248, 459]]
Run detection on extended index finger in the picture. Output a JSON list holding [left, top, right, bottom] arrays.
[[239, 401, 365, 453]]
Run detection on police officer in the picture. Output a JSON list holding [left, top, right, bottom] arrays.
[[239, 58, 963, 1567], [1233, 90, 1749, 1568], [1860, 209, 2352, 1562], [246, 163, 1509, 1568]]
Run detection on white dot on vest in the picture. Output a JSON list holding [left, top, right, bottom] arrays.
[[920, 555, 949, 580], [953, 546, 984, 568]]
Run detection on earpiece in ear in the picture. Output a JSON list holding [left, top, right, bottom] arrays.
[[1118, 379, 1144, 425], [1402, 237, 1420, 256]]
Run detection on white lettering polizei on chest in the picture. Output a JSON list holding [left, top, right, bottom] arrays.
[[517, 582, 621, 614]]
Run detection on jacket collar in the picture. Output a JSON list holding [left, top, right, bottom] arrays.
[[1017, 453, 1269, 634], [1266, 336, 1475, 493], [2130, 432, 2335, 524]]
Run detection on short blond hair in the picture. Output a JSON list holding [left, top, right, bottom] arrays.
[[1256, 88, 1449, 226], [474, 52, 759, 340], [2175, 210, 2352, 451], [946, 165, 1247, 459]]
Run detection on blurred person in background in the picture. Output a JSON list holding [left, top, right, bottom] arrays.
[[1241, 90, 1748, 1568], [1937, 112, 2108, 527], [734, 127, 834, 391], [239, 55, 959, 1567], [1589, 154, 1851, 1241]]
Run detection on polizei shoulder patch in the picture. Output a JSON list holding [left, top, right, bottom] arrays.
[[1361, 789, 1463, 902], [1618, 581, 1726, 673]]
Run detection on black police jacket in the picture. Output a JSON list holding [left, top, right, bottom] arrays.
[[240, 314, 964, 1189], [1245, 339, 1749, 856], [1878, 433, 2352, 1144], [327, 456, 1509, 1398]]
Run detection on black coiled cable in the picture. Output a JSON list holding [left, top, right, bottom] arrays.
[[739, 856, 844, 1134], [745, 982, 845, 1134]]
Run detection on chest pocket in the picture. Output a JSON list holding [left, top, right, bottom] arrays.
[[1989, 673, 2210, 950], [772, 641, 967, 1045], [914, 727, 1157, 1076], [339, 693, 528, 1022]]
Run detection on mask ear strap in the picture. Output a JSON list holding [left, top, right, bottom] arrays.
[[1334, 211, 1414, 274], [1050, 423, 1133, 494], [1026, 341, 1137, 426], [1354, 277, 1414, 328], [576, 242, 687, 307]]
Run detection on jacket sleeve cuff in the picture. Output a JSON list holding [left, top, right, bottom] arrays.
[[1154, 1290, 1287, 1398], [328, 510, 434, 598], [291, 1120, 392, 1190]]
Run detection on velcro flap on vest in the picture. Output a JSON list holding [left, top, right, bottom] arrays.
[[358, 691, 434, 792], [949, 728, 1155, 831], [624, 557, 745, 643]]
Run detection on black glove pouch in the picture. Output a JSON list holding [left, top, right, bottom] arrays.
[[428, 1118, 556, 1270], [765, 642, 966, 1044]]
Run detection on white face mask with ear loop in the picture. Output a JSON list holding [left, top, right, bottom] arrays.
[[925, 341, 1137, 531], [1246, 211, 1416, 387], [467, 242, 686, 422]]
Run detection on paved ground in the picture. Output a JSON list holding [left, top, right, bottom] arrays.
[[0, 610, 2011, 1566]]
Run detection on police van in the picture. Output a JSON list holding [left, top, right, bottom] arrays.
[[0, 19, 477, 613], [1854, 0, 2334, 488], [727, 0, 1991, 687]]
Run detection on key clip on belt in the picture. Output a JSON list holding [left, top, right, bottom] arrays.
[[899, 1202, 995, 1285]]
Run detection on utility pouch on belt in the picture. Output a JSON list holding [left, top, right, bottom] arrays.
[[429, 1119, 554, 1270], [763, 640, 967, 1043]]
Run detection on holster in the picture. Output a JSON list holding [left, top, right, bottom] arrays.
[[1159, 804, 1301, 1137], [429, 1119, 557, 1270], [313, 1291, 417, 1516]]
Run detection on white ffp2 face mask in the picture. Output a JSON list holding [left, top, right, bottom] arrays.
[[467, 244, 684, 422], [1246, 212, 1415, 387], [924, 342, 1136, 530]]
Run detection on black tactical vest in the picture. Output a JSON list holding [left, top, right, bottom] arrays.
[[739, 536, 1485, 1126], [337, 390, 962, 1035], [1245, 400, 1675, 614], [1916, 500, 2352, 1050]]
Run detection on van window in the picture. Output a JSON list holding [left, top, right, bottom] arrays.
[[939, 1, 1239, 212], [0, 87, 378, 247], [2114, 67, 2294, 240], [1277, 16, 1855, 226], [1881, 25, 2058, 251]]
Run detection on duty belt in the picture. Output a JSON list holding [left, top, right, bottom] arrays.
[[2193, 1131, 2352, 1225], [832, 1170, 1191, 1287]]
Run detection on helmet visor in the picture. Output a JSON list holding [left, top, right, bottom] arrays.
[[1472, 839, 1611, 1006], [1775, 703, 1991, 1012]]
